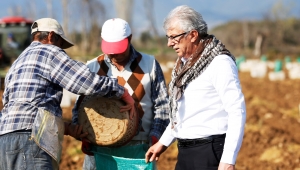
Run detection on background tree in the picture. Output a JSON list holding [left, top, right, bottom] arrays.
[[114, 0, 134, 26], [142, 0, 164, 53], [46, 0, 53, 18], [61, 0, 69, 37], [65, 0, 106, 59]]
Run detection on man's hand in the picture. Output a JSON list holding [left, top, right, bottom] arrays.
[[218, 162, 235, 170], [81, 139, 94, 155], [145, 141, 168, 163], [64, 122, 88, 139], [120, 88, 136, 119]]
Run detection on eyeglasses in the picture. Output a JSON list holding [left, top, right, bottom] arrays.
[[166, 31, 188, 41]]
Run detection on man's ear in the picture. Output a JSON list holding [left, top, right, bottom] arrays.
[[190, 30, 199, 43], [48, 31, 56, 43]]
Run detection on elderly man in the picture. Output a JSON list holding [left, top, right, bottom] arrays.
[[72, 18, 170, 170], [0, 18, 135, 170], [145, 5, 246, 170]]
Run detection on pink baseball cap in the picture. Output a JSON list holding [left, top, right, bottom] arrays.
[[101, 18, 131, 54]]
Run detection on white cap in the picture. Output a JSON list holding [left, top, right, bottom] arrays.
[[31, 18, 74, 49], [101, 18, 131, 54]]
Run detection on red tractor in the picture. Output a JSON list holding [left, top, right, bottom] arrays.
[[0, 16, 33, 89]]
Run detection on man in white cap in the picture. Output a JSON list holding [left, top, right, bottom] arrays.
[[0, 18, 136, 170], [72, 18, 170, 170]]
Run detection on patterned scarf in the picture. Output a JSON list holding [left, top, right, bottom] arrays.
[[168, 34, 235, 128]]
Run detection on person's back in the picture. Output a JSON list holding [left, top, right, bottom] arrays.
[[1, 42, 63, 134]]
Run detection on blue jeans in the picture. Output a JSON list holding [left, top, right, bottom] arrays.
[[0, 131, 54, 170]]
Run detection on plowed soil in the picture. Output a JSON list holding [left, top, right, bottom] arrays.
[[1, 71, 300, 170]]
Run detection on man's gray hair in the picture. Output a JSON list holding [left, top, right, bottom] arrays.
[[31, 31, 49, 41], [163, 5, 207, 35]]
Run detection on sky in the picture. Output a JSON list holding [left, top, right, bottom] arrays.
[[0, 0, 299, 36]]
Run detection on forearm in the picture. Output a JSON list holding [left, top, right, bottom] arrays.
[[50, 54, 124, 98], [221, 109, 246, 164]]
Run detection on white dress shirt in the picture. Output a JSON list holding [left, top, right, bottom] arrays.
[[160, 54, 246, 164]]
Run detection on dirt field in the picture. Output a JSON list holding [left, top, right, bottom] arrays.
[[1, 71, 300, 170]]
